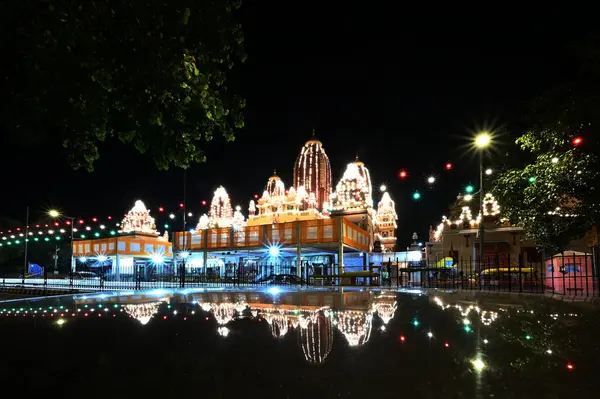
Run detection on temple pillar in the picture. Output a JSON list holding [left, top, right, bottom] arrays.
[[115, 254, 121, 281], [338, 216, 344, 274], [296, 222, 302, 278]]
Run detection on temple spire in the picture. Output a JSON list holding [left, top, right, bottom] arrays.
[[273, 169, 277, 176], [355, 152, 359, 161], [311, 128, 316, 137]]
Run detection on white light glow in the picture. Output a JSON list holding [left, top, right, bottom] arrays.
[[551, 157, 559, 163], [267, 287, 281, 296], [79, 257, 88, 263], [151, 254, 164, 265], [380, 184, 387, 192], [180, 251, 190, 259], [427, 176, 435, 184], [96, 255, 108, 263], [485, 168, 492, 175], [471, 358, 486, 372], [169, 213, 175, 219], [464, 194, 473, 201], [268, 245, 280, 257]]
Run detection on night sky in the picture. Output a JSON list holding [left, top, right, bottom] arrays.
[[0, 6, 592, 247]]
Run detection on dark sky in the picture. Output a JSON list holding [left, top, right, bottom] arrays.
[[0, 6, 592, 246]]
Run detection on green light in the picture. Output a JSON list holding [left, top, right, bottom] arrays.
[[0, 243, 3, 247], [25, 239, 29, 242], [412, 319, 420, 327], [80, 234, 86, 239], [110, 230, 116, 236], [94, 232, 100, 237], [55, 236, 61, 240], [7, 242, 11, 245], [34, 237, 39, 241], [44, 237, 50, 242], [412, 192, 421, 200], [15, 240, 20, 244], [525, 335, 532, 340], [465, 185, 474, 193], [164, 224, 169, 229], [464, 325, 472, 332], [528, 176, 536, 183]]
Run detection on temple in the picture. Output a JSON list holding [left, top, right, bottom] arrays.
[[72, 133, 402, 284]]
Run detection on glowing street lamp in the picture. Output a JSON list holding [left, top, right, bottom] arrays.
[[475, 132, 491, 270], [48, 210, 76, 274], [485, 168, 492, 175]]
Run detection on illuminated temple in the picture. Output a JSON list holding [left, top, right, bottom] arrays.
[[71, 133, 402, 283]]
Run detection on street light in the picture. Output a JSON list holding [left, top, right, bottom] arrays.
[[475, 132, 491, 270], [485, 168, 492, 175], [380, 184, 387, 192], [48, 210, 75, 274]]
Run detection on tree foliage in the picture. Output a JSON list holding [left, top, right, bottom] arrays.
[[493, 38, 600, 253], [0, 0, 246, 171]]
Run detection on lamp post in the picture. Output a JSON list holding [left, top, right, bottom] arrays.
[[49, 210, 75, 274], [475, 133, 491, 270]]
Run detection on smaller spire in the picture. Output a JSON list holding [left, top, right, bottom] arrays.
[[311, 128, 316, 137], [355, 152, 359, 161], [273, 169, 277, 176]]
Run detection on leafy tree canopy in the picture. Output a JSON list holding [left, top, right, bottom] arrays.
[[0, 0, 246, 171], [493, 38, 600, 253]]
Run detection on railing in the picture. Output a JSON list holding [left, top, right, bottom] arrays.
[[380, 253, 599, 297]]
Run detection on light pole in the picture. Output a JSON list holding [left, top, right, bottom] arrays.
[[49, 210, 75, 274], [475, 133, 491, 271]]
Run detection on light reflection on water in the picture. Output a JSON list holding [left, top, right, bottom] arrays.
[[1, 288, 599, 397]]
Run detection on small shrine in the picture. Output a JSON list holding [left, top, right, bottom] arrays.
[[375, 192, 398, 252], [330, 155, 374, 212], [247, 170, 328, 226], [120, 200, 160, 236]]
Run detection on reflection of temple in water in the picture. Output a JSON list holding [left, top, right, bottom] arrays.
[[123, 302, 163, 325], [333, 309, 373, 347], [298, 311, 333, 364], [81, 289, 396, 364], [372, 291, 398, 325]]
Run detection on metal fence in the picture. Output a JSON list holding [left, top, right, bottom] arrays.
[[2, 253, 598, 297], [381, 253, 600, 297]]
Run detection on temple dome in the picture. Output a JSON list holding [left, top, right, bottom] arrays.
[[293, 130, 332, 212], [331, 156, 373, 211], [265, 170, 285, 198]]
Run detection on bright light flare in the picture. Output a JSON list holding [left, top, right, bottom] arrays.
[[48, 210, 60, 218], [96, 255, 108, 263], [151, 254, 164, 265], [485, 168, 492, 175], [380, 184, 387, 192], [475, 133, 491, 148], [427, 176, 435, 184], [471, 358, 486, 372], [464, 194, 473, 201], [268, 245, 280, 257]]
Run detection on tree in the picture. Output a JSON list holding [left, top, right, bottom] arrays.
[[493, 38, 600, 253], [0, 0, 246, 171]]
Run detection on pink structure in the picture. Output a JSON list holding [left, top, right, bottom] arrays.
[[544, 251, 596, 295]]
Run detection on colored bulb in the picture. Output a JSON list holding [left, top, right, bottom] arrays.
[[465, 185, 474, 193], [412, 192, 421, 200], [445, 162, 453, 170]]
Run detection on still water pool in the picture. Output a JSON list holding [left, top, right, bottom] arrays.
[[0, 288, 598, 398]]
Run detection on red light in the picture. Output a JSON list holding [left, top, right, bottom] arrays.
[[92, 217, 98, 222], [36, 225, 40, 228], [16, 228, 20, 231], [201, 200, 207, 206], [180, 203, 184, 208], [566, 362, 575, 370], [205, 317, 209, 321], [84, 313, 88, 317], [158, 207, 164, 212], [572, 137, 583, 146], [163, 315, 167, 320], [446, 162, 453, 170], [107, 216, 112, 220], [184, 317, 188, 321], [78, 220, 85, 224], [7, 230, 11, 233], [444, 342, 450, 348], [44, 224, 48, 227], [400, 335, 406, 343], [399, 170, 407, 179], [254, 194, 259, 199], [54, 222, 59, 227], [65, 221, 71, 225]]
